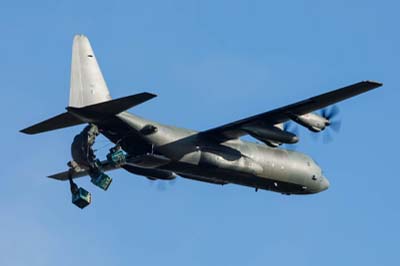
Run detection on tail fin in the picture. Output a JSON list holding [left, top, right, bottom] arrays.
[[69, 35, 112, 107], [20, 35, 156, 135]]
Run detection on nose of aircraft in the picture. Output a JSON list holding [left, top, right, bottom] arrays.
[[320, 176, 330, 191]]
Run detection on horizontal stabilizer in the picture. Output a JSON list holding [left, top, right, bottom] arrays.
[[50, 158, 175, 181], [20, 112, 84, 135], [48, 159, 117, 180], [67, 92, 156, 119], [21, 92, 157, 135]]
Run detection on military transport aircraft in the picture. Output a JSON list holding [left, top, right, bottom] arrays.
[[21, 35, 382, 209]]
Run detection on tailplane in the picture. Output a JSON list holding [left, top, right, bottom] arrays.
[[20, 35, 156, 135], [20, 93, 156, 134]]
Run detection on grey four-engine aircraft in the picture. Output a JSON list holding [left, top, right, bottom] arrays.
[[21, 35, 382, 208]]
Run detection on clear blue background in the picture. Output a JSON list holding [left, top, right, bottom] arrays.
[[1, 1, 398, 265]]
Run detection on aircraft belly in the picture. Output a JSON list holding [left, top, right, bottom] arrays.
[[199, 150, 263, 176], [161, 160, 307, 194], [161, 160, 257, 185], [114, 113, 314, 194]]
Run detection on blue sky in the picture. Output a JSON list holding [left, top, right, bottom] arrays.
[[1, 0, 399, 265]]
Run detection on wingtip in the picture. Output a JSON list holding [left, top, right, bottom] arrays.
[[126, 92, 157, 100], [20, 128, 32, 135], [47, 173, 68, 181], [142, 92, 158, 98], [364, 80, 383, 87]]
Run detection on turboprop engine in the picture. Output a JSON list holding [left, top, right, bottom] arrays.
[[288, 112, 329, 132], [242, 125, 299, 147], [288, 105, 342, 134]]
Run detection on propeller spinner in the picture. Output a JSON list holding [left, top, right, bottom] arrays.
[[321, 105, 342, 133]]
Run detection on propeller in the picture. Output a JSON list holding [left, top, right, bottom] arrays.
[[321, 105, 342, 133], [148, 178, 177, 191], [283, 122, 299, 149], [284, 121, 299, 136], [318, 105, 342, 143]]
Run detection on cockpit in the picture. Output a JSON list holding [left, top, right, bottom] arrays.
[[302, 156, 330, 193]]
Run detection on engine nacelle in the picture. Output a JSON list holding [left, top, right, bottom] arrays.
[[242, 125, 298, 146], [122, 165, 177, 180], [262, 140, 281, 148], [289, 113, 328, 132]]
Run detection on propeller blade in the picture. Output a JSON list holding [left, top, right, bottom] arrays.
[[283, 142, 298, 150], [321, 108, 327, 118], [283, 122, 299, 149], [329, 120, 342, 133], [323, 130, 333, 144], [310, 132, 320, 141], [321, 105, 340, 120], [284, 122, 299, 136], [168, 178, 177, 186], [327, 105, 340, 119], [283, 122, 291, 131], [157, 181, 167, 191], [313, 105, 342, 143]]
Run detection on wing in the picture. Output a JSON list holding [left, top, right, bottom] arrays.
[[201, 81, 382, 140], [49, 154, 172, 181]]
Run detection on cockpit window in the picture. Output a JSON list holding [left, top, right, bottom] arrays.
[[312, 175, 317, 181]]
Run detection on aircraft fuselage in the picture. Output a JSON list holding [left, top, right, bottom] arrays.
[[107, 112, 330, 195]]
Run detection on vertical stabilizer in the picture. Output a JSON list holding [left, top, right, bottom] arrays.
[[20, 35, 157, 135], [69, 35, 112, 107]]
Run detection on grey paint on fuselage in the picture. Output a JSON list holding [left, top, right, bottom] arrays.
[[20, 35, 381, 203], [114, 112, 329, 195]]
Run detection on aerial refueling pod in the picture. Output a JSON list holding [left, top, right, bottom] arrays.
[[242, 125, 298, 147]]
